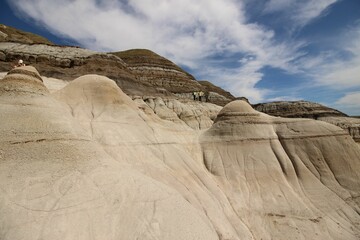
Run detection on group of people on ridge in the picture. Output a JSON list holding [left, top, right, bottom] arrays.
[[193, 91, 206, 101]]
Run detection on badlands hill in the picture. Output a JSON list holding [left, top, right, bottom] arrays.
[[0, 24, 234, 104], [0, 66, 359, 240]]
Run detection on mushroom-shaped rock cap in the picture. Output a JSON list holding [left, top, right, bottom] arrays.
[[217, 100, 259, 117], [6, 66, 43, 81], [0, 66, 48, 95]]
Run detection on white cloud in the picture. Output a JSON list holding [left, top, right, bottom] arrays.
[[266, 96, 302, 102], [336, 92, 360, 105], [264, 0, 338, 27], [335, 92, 360, 116], [293, 0, 338, 26], [264, 0, 295, 13], [209, 60, 268, 103], [307, 25, 360, 89], [321, 61, 360, 88]]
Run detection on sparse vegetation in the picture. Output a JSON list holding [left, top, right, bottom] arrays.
[[0, 24, 54, 45]]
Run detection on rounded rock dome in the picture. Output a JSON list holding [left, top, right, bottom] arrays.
[[218, 100, 258, 116]]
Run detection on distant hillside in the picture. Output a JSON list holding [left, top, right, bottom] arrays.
[[253, 100, 360, 143], [253, 100, 347, 119], [0, 24, 53, 45], [113, 49, 192, 77]]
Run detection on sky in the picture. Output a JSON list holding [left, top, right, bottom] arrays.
[[1, 0, 360, 115]]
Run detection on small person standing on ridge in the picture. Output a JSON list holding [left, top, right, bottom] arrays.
[[13, 59, 26, 68], [193, 91, 198, 101], [199, 91, 204, 101]]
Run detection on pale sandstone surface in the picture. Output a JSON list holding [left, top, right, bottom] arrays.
[[201, 101, 360, 239], [0, 67, 359, 240], [136, 97, 222, 130], [0, 67, 222, 240], [0, 72, 6, 79], [42, 76, 69, 93]]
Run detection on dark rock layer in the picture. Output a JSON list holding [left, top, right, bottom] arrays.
[[112, 49, 203, 93], [253, 100, 347, 119], [253, 100, 360, 143]]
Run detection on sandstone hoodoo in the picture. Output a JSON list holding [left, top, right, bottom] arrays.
[[0, 65, 48, 95], [202, 100, 360, 239]]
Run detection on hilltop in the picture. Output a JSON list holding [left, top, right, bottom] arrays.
[[0, 24, 53, 45]]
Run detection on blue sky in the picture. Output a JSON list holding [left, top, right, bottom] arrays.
[[1, 0, 360, 115]]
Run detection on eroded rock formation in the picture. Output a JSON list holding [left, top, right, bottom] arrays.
[[1, 67, 359, 240], [201, 100, 360, 239]]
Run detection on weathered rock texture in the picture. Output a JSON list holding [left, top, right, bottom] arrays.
[[134, 96, 222, 130], [1, 67, 359, 240], [113, 49, 203, 93], [318, 117, 360, 143], [0, 42, 148, 89], [253, 100, 360, 143]]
